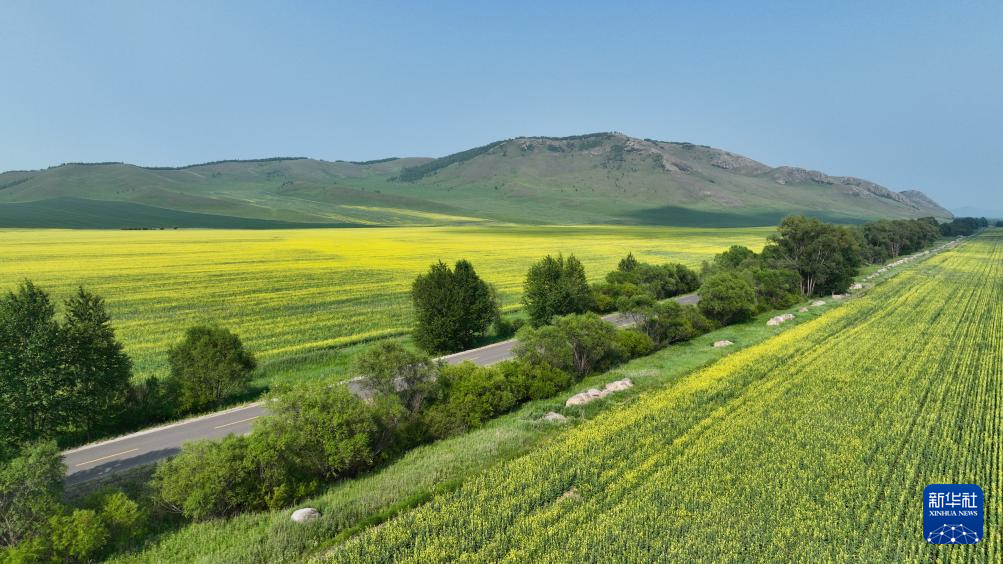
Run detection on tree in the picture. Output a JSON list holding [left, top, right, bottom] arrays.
[[47, 509, 109, 562], [620, 297, 707, 347], [420, 362, 516, 439], [763, 215, 861, 296], [411, 260, 499, 354], [153, 435, 260, 520], [168, 325, 257, 412], [350, 341, 439, 413], [0, 442, 65, 548], [698, 272, 758, 325], [0, 282, 64, 454], [515, 313, 617, 377], [617, 252, 638, 272], [751, 268, 802, 311], [523, 254, 595, 326], [253, 384, 377, 481], [62, 287, 132, 438]]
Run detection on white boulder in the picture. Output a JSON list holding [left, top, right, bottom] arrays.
[[811, 300, 826, 307], [565, 379, 633, 407], [542, 411, 567, 422], [291, 508, 320, 523], [713, 340, 734, 348]]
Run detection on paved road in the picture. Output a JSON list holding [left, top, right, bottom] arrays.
[[63, 294, 698, 486]]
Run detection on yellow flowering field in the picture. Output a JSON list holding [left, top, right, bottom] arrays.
[[326, 230, 1002, 562], [0, 225, 769, 379]]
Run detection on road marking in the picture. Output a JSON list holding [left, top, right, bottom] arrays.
[[75, 448, 139, 467], [214, 416, 260, 429]]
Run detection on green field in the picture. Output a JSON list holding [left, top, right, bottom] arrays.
[[317, 231, 1001, 561], [0, 226, 770, 383]]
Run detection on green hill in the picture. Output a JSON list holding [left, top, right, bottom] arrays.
[[0, 133, 951, 228]]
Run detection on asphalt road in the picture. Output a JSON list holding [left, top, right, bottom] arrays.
[[63, 294, 699, 486]]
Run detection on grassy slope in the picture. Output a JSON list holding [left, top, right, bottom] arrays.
[[106, 296, 844, 563], [323, 233, 995, 562], [0, 135, 949, 228]]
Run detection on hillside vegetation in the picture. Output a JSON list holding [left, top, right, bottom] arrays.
[[0, 133, 950, 228], [325, 231, 999, 562]]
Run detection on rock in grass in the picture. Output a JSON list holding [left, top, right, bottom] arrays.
[[291, 508, 320, 523], [811, 300, 826, 307], [565, 379, 633, 406], [542, 411, 567, 422], [799, 307, 809, 313], [713, 340, 734, 348], [767, 313, 795, 326]]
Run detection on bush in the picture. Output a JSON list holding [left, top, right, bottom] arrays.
[[412, 260, 499, 354], [168, 325, 257, 413], [351, 342, 439, 413], [48, 509, 109, 562], [752, 268, 802, 311], [0, 442, 64, 548], [495, 360, 574, 402], [514, 313, 618, 377], [605, 256, 699, 300], [523, 254, 595, 326], [590, 281, 648, 313], [90, 490, 147, 548], [254, 385, 377, 481], [421, 363, 516, 439], [613, 329, 654, 361], [492, 316, 525, 339], [698, 272, 758, 325], [153, 435, 260, 520]]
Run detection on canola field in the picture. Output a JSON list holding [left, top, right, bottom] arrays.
[[326, 230, 1002, 562], [0, 226, 769, 379]]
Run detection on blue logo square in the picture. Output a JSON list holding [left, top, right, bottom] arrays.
[[924, 484, 983, 544]]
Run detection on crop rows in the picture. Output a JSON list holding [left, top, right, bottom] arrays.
[[0, 226, 768, 380], [326, 231, 1002, 562]]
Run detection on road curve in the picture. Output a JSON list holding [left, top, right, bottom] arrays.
[[63, 294, 699, 486]]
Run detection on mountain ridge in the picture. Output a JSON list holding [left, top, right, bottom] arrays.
[[0, 132, 951, 228]]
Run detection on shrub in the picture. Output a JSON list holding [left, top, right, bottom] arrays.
[[492, 316, 525, 339], [613, 329, 654, 361], [523, 254, 595, 326], [752, 268, 802, 311], [515, 313, 618, 377], [412, 260, 499, 354], [351, 341, 439, 413], [590, 281, 648, 313], [254, 385, 377, 481], [153, 435, 260, 520], [168, 325, 257, 413], [48, 509, 109, 562], [495, 360, 574, 402], [0, 442, 64, 548], [699, 272, 758, 325], [421, 363, 516, 439]]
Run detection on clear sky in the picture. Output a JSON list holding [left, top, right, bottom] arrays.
[[1, 1, 1000, 210]]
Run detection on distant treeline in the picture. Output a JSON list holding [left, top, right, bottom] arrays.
[[395, 140, 507, 182], [346, 157, 400, 165]]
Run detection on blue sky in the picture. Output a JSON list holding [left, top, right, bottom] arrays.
[[1, 1, 1000, 210]]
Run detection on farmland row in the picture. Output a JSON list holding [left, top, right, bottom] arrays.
[[326, 230, 1001, 562]]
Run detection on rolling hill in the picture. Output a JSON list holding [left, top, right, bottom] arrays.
[[0, 133, 951, 228]]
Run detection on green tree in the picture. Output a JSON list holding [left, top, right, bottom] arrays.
[[153, 435, 259, 520], [763, 215, 861, 296], [515, 313, 617, 377], [751, 268, 802, 311], [523, 254, 595, 327], [0, 442, 65, 548], [253, 384, 377, 481], [411, 259, 499, 354], [617, 252, 638, 272], [420, 362, 516, 439], [350, 341, 439, 413], [698, 272, 758, 325], [168, 325, 257, 412], [0, 282, 64, 453], [62, 287, 132, 438]]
